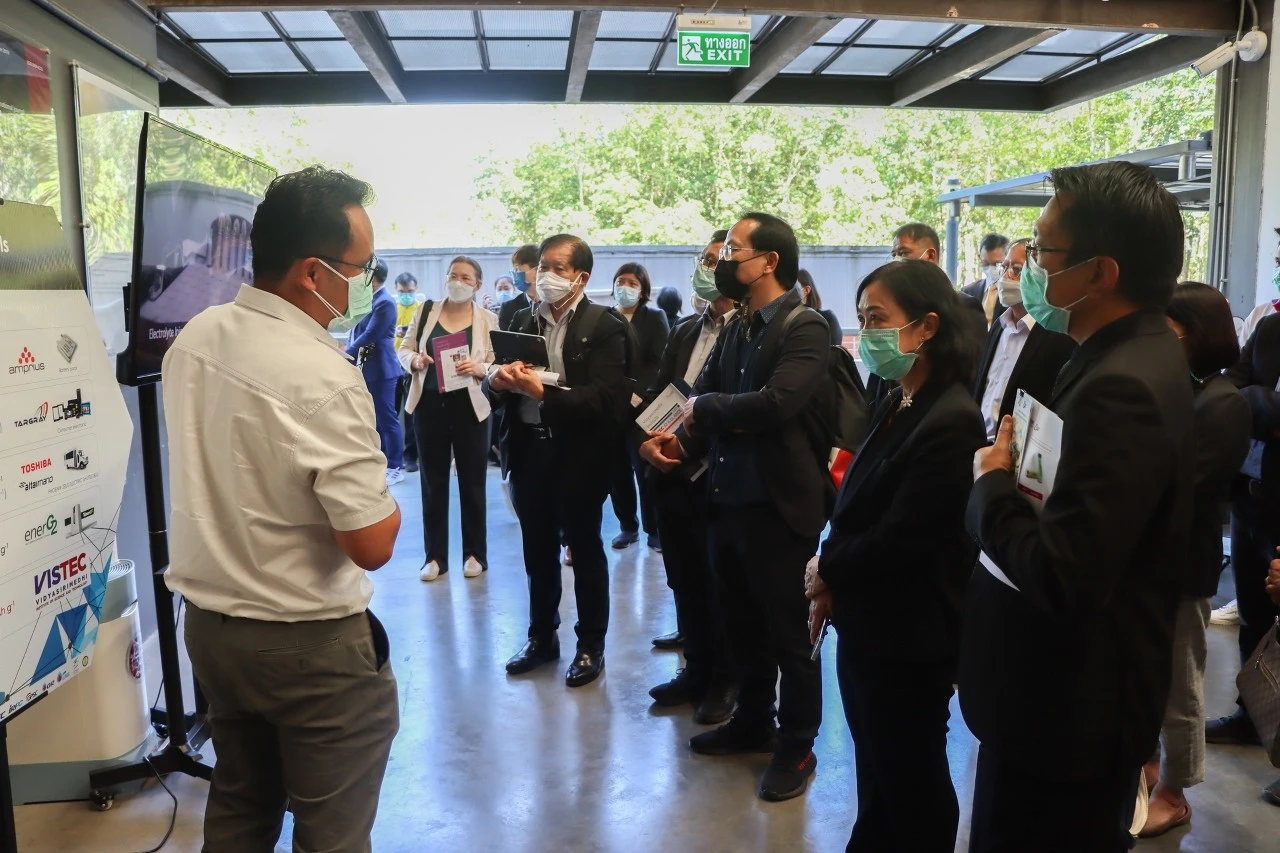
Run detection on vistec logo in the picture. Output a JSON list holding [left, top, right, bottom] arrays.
[[23, 514, 57, 544], [14, 402, 48, 429], [33, 552, 89, 602], [9, 348, 45, 376]]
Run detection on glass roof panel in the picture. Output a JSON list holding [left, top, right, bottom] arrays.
[[982, 52, 1082, 82], [486, 39, 570, 70], [392, 39, 482, 71], [200, 40, 304, 74], [598, 12, 673, 40], [817, 18, 867, 45], [942, 24, 983, 47], [379, 10, 475, 39], [271, 11, 340, 40], [782, 45, 837, 74], [1035, 30, 1131, 56], [589, 40, 663, 71], [168, 12, 275, 40], [297, 40, 365, 73], [824, 46, 918, 76], [480, 11, 574, 39], [856, 20, 954, 47]]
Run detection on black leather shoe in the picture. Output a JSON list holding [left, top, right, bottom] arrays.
[[566, 648, 605, 687], [647, 534, 663, 553], [505, 637, 560, 675], [1205, 710, 1261, 745], [648, 668, 707, 707], [694, 682, 738, 725], [1265, 777, 1280, 807], [759, 745, 817, 802], [403, 461, 419, 473], [651, 631, 683, 650], [612, 530, 640, 549], [690, 718, 777, 756]]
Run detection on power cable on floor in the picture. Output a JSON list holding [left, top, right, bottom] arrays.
[[133, 756, 178, 853]]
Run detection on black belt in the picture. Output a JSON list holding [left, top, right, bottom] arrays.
[[520, 422, 554, 440]]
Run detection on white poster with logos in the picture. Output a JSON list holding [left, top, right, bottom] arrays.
[[0, 205, 133, 724]]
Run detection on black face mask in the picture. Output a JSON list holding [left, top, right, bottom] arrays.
[[714, 259, 751, 301]]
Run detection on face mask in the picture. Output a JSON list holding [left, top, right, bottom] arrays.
[[495, 289, 514, 304], [983, 265, 1002, 287], [537, 270, 581, 309], [512, 270, 531, 293], [1272, 268, 1280, 292], [691, 262, 722, 301], [397, 292, 417, 307], [314, 259, 373, 332], [997, 277, 1022, 308], [858, 319, 921, 381], [614, 284, 640, 308], [1020, 255, 1092, 335], [446, 280, 474, 304], [691, 293, 710, 314]]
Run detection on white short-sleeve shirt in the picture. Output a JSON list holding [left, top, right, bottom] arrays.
[[162, 284, 398, 621]]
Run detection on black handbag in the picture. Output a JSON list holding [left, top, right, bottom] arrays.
[[1237, 618, 1280, 768]]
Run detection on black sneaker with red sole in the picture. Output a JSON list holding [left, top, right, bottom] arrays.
[[759, 746, 817, 802]]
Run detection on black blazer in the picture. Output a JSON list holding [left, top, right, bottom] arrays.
[[683, 289, 834, 537], [490, 300, 627, 496], [962, 309, 1195, 780], [960, 279, 987, 302], [817, 308, 842, 347], [819, 379, 986, 662], [636, 314, 714, 480], [972, 312, 1076, 426], [627, 304, 670, 395], [1186, 375, 1250, 597], [865, 292, 988, 408], [498, 291, 531, 332], [1226, 313, 1280, 491]]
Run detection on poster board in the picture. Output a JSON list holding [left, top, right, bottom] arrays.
[[0, 201, 133, 723]]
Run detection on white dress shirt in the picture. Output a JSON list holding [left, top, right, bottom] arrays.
[[684, 307, 737, 386], [519, 291, 586, 423], [981, 307, 1036, 441], [162, 285, 397, 621]]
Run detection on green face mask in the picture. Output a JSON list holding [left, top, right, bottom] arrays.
[[1272, 268, 1280, 292], [691, 262, 722, 301], [858, 319, 920, 381], [315, 260, 374, 333]]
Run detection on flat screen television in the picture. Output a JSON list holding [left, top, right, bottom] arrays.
[[116, 114, 275, 386]]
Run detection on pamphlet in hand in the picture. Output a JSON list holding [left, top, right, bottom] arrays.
[[636, 384, 690, 434], [433, 331, 473, 394], [980, 389, 1064, 592]]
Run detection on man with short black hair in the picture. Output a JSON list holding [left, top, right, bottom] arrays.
[[966, 161, 1195, 852], [642, 212, 833, 803], [490, 234, 628, 688], [891, 222, 942, 265], [348, 258, 404, 485], [963, 232, 1012, 326], [163, 166, 401, 851], [500, 243, 539, 332]]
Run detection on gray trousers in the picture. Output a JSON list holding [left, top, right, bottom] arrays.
[[185, 602, 400, 853], [1157, 596, 1211, 789]]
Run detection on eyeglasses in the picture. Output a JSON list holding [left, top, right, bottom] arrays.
[[696, 253, 719, 268], [317, 254, 379, 281], [1025, 243, 1069, 264], [999, 261, 1025, 279], [717, 244, 759, 262]]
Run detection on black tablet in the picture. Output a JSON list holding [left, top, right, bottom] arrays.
[[490, 330, 550, 368]]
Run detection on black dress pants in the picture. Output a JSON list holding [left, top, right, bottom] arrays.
[[610, 437, 657, 536], [709, 502, 820, 747], [509, 428, 611, 650], [1231, 491, 1280, 696], [837, 642, 957, 853], [395, 374, 418, 465], [413, 389, 488, 571], [968, 745, 1138, 853], [654, 471, 731, 683]]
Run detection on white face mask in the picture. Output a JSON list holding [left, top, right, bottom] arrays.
[[537, 270, 581, 309], [446, 280, 475, 304], [614, 284, 640, 308], [997, 277, 1022, 308], [983, 264, 1003, 287]]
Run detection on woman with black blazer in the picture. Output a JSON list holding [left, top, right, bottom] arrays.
[[609, 262, 670, 550], [1138, 282, 1251, 837], [799, 268, 843, 347], [807, 260, 985, 853]]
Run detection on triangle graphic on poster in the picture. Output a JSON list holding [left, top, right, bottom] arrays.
[[56, 604, 89, 652], [32, 620, 69, 682], [84, 553, 112, 621]]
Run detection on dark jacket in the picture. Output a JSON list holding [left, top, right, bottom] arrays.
[[819, 378, 985, 662], [1186, 374, 1250, 597], [346, 287, 400, 383], [682, 288, 833, 537], [818, 308, 842, 347], [865, 291, 987, 408], [1226, 313, 1280, 491], [626, 304, 670, 396], [972, 310, 1076, 426], [960, 278, 987, 302], [962, 309, 1194, 780], [498, 291, 531, 332], [490, 300, 627, 496]]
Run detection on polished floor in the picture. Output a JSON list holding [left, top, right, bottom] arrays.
[[14, 466, 1280, 852]]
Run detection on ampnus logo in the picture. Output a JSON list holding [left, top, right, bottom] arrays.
[[9, 348, 45, 376]]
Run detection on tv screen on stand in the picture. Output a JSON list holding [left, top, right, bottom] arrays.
[[116, 114, 275, 386]]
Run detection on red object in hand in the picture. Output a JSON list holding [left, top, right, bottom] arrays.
[[830, 449, 855, 488]]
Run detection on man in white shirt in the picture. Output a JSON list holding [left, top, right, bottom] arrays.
[[163, 167, 401, 853], [971, 239, 1075, 442]]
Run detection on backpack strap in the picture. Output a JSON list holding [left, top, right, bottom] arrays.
[[412, 299, 435, 348], [780, 302, 810, 334]]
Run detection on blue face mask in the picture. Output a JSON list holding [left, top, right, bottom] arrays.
[[495, 289, 515, 304], [1020, 255, 1092, 335], [397, 292, 417, 307], [512, 270, 531, 293]]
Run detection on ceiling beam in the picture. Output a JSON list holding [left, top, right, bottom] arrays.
[[730, 15, 840, 104], [565, 10, 601, 104], [328, 10, 406, 104], [890, 26, 1061, 107], [155, 29, 230, 107], [152, 1, 1240, 36], [1041, 35, 1225, 111]]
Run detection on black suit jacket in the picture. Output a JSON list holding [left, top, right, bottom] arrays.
[[683, 289, 834, 537], [818, 308, 842, 347], [490, 300, 627, 496], [972, 312, 1076, 427], [628, 304, 670, 396], [962, 309, 1194, 780], [1226, 313, 1280, 490], [498, 292, 530, 332], [865, 292, 988, 408], [1186, 375, 1250, 596], [636, 314, 714, 481], [819, 379, 986, 662], [960, 279, 987, 302]]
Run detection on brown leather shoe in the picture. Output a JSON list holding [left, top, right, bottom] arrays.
[[1139, 799, 1191, 838]]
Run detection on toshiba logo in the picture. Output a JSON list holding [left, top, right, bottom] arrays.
[[20, 459, 51, 475]]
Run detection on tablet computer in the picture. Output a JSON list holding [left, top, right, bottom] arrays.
[[490, 330, 550, 368]]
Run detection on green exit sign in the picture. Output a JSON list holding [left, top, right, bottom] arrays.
[[677, 31, 751, 68], [676, 14, 752, 68]]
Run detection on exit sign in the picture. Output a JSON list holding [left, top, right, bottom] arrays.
[[676, 14, 751, 68]]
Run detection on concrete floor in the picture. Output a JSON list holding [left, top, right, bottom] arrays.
[[14, 466, 1280, 852]]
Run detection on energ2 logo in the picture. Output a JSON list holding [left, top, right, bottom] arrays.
[[23, 514, 57, 543]]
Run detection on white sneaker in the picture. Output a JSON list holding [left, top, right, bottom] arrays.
[[1211, 599, 1240, 625], [463, 557, 484, 578], [419, 560, 441, 582], [386, 468, 405, 486]]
